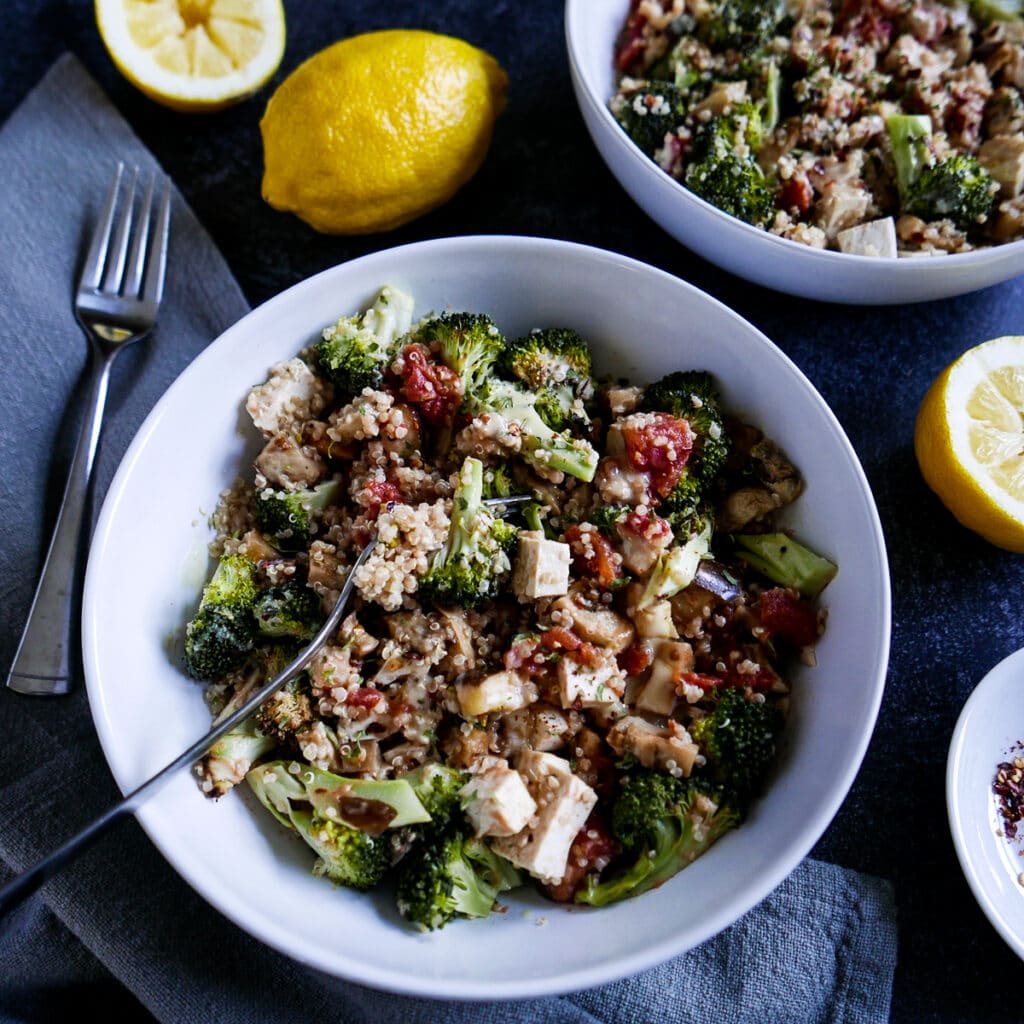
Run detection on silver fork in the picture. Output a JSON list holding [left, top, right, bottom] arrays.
[[6, 163, 171, 697]]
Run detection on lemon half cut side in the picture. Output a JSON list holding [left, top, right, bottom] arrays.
[[915, 335, 1024, 553], [96, 0, 286, 112]]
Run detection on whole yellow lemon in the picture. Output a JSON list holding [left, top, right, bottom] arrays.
[[260, 29, 507, 234]]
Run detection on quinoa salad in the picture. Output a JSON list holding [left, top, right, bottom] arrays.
[[183, 285, 837, 929], [611, 0, 1024, 255]]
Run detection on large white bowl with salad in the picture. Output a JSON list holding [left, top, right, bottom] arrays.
[[82, 236, 890, 998], [566, 0, 1024, 304]]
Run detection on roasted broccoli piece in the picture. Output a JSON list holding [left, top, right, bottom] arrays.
[[252, 674, 315, 743], [612, 82, 689, 156], [254, 478, 340, 552], [315, 285, 414, 396], [196, 716, 276, 797], [253, 580, 324, 641], [700, 0, 786, 49], [395, 825, 520, 930], [415, 311, 504, 401], [689, 687, 782, 806], [501, 328, 595, 432], [906, 155, 996, 229], [887, 116, 996, 228], [472, 378, 599, 481], [247, 762, 432, 889], [640, 371, 731, 526], [183, 553, 259, 681], [419, 457, 518, 607], [576, 772, 739, 907], [733, 532, 837, 597]]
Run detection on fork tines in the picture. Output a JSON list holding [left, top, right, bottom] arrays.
[[80, 161, 170, 307]]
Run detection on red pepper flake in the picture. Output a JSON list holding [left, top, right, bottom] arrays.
[[994, 755, 1024, 840]]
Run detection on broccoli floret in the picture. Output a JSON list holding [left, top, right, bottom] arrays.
[[501, 328, 595, 433], [588, 504, 629, 534], [482, 463, 516, 500], [419, 457, 518, 607], [294, 808, 392, 891], [575, 772, 739, 907], [612, 82, 689, 156], [183, 554, 259, 681], [254, 478, 340, 552], [689, 687, 782, 806], [472, 378, 599, 481], [640, 371, 731, 525], [887, 117, 996, 228], [415, 311, 504, 402], [315, 285, 414, 396], [253, 580, 324, 640], [700, 0, 785, 49], [253, 674, 315, 743], [733, 532, 838, 597], [404, 763, 469, 825], [395, 825, 514, 930], [247, 762, 433, 888], [196, 716, 276, 797], [685, 144, 776, 226], [906, 155, 996, 229]]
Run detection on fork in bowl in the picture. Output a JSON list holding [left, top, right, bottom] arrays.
[[5, 162, 171, 697]]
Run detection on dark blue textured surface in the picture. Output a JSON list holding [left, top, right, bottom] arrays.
[[2, 1, 1023, 1021]]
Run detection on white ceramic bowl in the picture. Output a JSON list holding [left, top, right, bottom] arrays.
[[83, 236, 891, 998], [565, 0, 1024, 305], [947, 646, 1024, 962]]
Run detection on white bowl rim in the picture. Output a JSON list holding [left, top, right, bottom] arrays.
[[82, 234, 892, 999], [564, 0, 1024, 271]]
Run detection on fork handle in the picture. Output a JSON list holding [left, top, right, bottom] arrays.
[[6, 346, 114, 696]]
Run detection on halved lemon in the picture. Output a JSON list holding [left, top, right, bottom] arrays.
[[95, 0, 285, 112], [915, 335, 1024, 552]]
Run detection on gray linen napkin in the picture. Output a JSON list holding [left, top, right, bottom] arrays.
[[0, 54, 898, 1024]]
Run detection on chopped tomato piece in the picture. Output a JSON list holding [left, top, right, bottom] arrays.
[[364, 479, 403, 520], [397, 343, 462, 425], [621, 412, 693, 498], [618, 642, 653, 677], [563, 524, 622, 586], [346, 686, 385, 710], [759, 587, 819, 648]]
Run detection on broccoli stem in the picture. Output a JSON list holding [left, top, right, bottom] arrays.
[[733, 532, 837, 597]]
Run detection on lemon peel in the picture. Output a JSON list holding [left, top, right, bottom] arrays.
[[915, 335, 1024, 552], [259, 29, 507, 234], [96, 0, 285, 112]]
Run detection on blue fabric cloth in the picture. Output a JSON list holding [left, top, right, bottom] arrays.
[[0, 55, 897, 1024]]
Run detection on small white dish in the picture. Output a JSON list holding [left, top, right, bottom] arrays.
[[947, 646, 1024, 961]]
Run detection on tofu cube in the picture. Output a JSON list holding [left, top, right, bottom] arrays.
[[980, 135, 1024, 198], [460, 761, 538, 837], [836, 217, 897, 258], [491, 751, 598, 883], [456, 669, 538, 717], [512, 532, 571, 599], [635, 640, 694, 715], [557, 649, 626, 709]]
